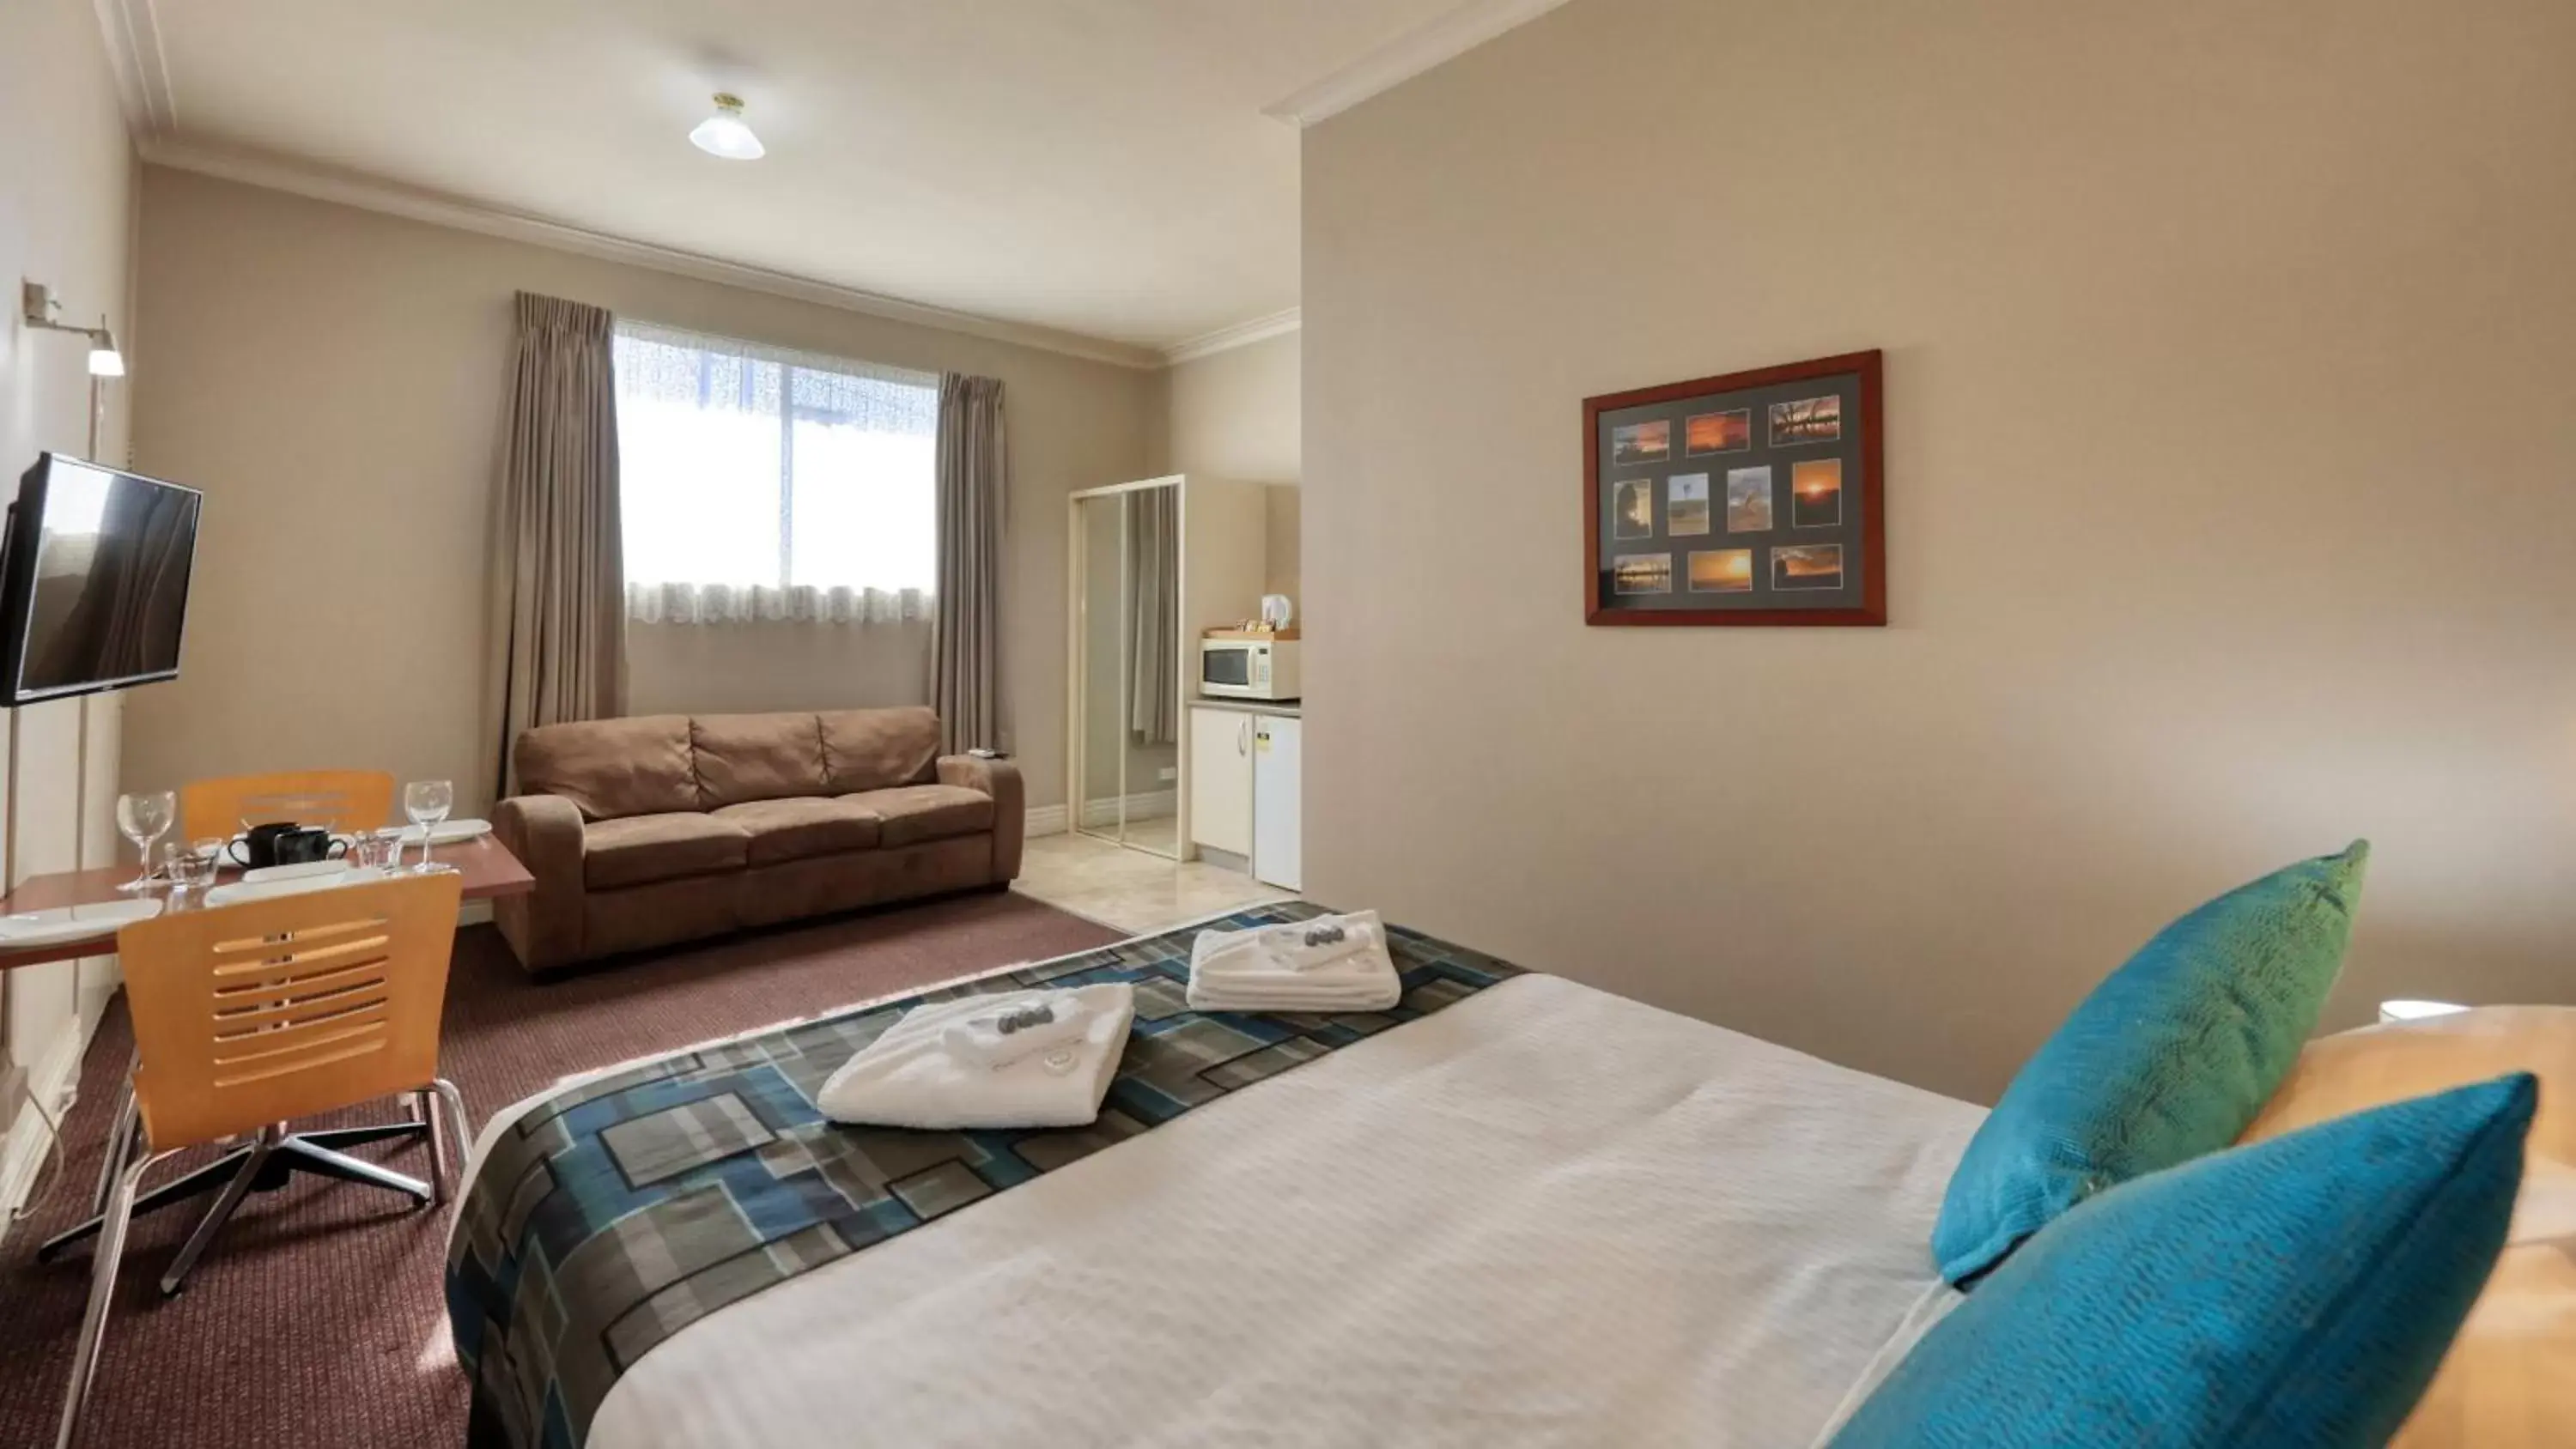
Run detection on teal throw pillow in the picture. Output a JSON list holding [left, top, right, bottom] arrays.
[[1837, 1072, 2535, 1448], [1932, 841, 2368, 1283]]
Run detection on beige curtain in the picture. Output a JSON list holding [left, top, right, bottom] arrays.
[[489, 292, 624, 799], [1126, 486, 1179, 747], [933, 373, 1006, 754]]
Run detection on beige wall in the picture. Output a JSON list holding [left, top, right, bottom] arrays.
[[1158, 331, 1303, 607], [0, 0, 135, 1202], [1161, 331, 1300, 481], [126, 167, 1158, 819], [1303, 0, 2576, 1103]]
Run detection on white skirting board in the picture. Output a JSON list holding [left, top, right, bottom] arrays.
[[0, 998, 105, 1246], [1077, 790, 1178, 830], [1026, 792, 1177, 840]]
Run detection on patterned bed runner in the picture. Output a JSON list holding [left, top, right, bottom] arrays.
[[445, 902, 1525, 1448]]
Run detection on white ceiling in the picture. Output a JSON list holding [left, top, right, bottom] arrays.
[[108, 0, 1496, 360]]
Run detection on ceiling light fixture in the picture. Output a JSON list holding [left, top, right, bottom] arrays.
[[689, 94, 765, 161]]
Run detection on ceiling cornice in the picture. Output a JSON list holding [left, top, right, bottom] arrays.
[[138, 137, 1171, 371], [1262, 0, 1573, 128], [90, 0, 176, 138], [1161, 308, 1302, 366]]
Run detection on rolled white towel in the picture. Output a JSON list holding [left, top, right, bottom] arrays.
[[1193, 915, 1383, 978], [817, 983, 1136, 1131], [942, 991, 1091, 1069], [1268, 915, 1381, 971]]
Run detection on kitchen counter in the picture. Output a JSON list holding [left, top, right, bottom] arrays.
[[1190, 697, 1302, 718]]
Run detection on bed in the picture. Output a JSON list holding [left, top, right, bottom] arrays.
[[447, 903, 1983, 1449]]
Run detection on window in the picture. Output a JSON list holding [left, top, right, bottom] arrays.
[[612, 322, 938, 623]]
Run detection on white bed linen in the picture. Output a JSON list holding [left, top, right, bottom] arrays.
[[545, 974, 1981, 1449]]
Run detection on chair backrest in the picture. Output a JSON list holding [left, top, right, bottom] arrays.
[[120, 873, 465, 1151], [179, 769, 397, 843]]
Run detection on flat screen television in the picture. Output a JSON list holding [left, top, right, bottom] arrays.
[[0, 452, 203, 705]]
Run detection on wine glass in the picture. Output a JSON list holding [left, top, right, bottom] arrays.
[[114, 791, 175, 892], [404, 779, 455, 874]]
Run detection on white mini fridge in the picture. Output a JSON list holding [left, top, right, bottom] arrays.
[[1250, 715, 1302, 891]]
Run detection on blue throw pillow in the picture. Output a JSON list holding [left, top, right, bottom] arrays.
[[1932, 841, 2368, 1283], [1834, 1073, 2535, 1449]]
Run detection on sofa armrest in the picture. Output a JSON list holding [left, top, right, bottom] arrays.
[[938, 755, 1024, 882], [492, 793, 587, 973]]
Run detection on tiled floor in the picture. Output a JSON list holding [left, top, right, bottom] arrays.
[[1013, 828, 1293, 936], [1118, 814, 1180, 857]]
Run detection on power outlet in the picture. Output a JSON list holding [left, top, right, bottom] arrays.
[[1157, 767, 1178, 783]]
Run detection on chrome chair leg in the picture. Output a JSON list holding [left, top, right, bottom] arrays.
[[86, 1053, 139, 1216], [157, 1126, 280, 1295], [273, 1138, 430, 1199], [57, 1149, 170, 1449], [427, 1080, 472, 1204]]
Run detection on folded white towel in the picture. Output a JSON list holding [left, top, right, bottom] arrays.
[[1187, 912, 1401, 1014], [817, 984, 1135, 1131], [1188, 985, 1397, 1014], [942, 991, 1091, 1070], [1194, 913, 1384, 975]]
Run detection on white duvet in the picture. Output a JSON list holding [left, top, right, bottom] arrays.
[[513, 973, 1982, 1449]]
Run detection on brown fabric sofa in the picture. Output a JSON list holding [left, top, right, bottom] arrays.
[[491, 706, 1024, 973]]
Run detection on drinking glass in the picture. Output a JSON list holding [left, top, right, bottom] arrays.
[[349, 828, 399, 874], [167, 840, 221, 897], [404, 779, 455, 874], [114, 791, 176, 892]]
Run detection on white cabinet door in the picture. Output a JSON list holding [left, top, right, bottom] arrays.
[[1252, 715, 1302, 891], [1188, 706, 1255, 857]]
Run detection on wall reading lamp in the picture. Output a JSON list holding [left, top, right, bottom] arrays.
[[21, 281, 124, 378]]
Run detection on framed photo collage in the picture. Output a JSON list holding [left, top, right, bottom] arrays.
[[1583, 350, 1884, 627]]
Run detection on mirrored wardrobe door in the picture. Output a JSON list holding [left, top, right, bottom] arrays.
[[1122, 484, 1182, 858], [1075, 492, 1128, 846]]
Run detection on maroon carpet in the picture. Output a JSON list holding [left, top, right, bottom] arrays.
[[0, 891, 1121, 1449]]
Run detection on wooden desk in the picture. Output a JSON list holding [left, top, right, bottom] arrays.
[[0, 834, 534, 973]]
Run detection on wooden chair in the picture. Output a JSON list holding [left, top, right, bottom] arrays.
[[53, 875, 471, 1449], [179, 768, 397, 842], [46, 768, 413, 1279]]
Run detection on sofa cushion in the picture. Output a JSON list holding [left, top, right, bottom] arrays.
[[842, 784, 994, 848], [693, 713, 829, 809], [711, 797, 884, 867], [518, 716, 699, 821], [819, 706, 941, 795], [584, 812, 750, 889]]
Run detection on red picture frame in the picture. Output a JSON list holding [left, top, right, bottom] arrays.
[[1583, 349, 1885, 627]]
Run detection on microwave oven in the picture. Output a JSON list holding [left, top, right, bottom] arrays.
[[1200, 637, 1301, 700]]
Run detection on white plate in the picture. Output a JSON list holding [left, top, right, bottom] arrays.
[[396, 818, 491, 846], [0, 898, 163, 948], [204, 866, 393, 908], [242, 859, 352, 885]]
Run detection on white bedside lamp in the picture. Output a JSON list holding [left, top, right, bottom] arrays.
[[2379, 998, 2471, 1024]]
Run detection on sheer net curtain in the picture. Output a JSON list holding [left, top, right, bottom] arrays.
[[612, 322, 938, 625]]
